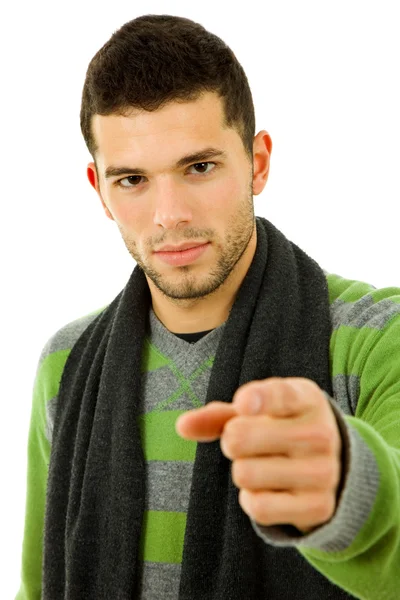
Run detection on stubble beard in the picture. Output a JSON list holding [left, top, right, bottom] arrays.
[[120, 184, 255, 304]]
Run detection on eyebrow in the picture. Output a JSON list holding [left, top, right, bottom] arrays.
[[104, 147, 228, 179]]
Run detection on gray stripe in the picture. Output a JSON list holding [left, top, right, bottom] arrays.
[[38, 310, 104, 365], [140, 365, 209, 414], [148, 307, 224, 375], [190, 367, 214, 402], [140, 366, 184, 413], [45, 395, 58, 443], [145, 461, 193, 512], [331, 295, 400, 331], [138, 561, 181, 600], [332, 373, 360, 416]]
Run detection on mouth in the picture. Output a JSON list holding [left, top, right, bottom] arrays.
[[155, 241, 208, 252], [153, 242, 210, 266]]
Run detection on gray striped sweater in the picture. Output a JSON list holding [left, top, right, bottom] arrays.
[[15, 271, 400, 600]]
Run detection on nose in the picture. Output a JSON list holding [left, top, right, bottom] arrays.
[[153, 178, 193, 229]]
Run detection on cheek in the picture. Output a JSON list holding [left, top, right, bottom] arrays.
[[206, 178, 243, 215], [108, 195, 148, 229], [108, 200, 149, 251]]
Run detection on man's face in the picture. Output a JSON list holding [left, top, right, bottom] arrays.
[[88, 91, 265, 302]]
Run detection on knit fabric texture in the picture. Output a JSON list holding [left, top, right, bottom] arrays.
[[15, 218, 400, 599]]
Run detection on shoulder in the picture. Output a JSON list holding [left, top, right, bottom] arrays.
[[325, 271, 400, 416], [324, 271, 400, 330], [37, 305, 108, 369], [32, 305, 109, 445]]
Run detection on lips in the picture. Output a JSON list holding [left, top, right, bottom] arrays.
[[154, 242, 210, 266], [155, 242, 207, 253]]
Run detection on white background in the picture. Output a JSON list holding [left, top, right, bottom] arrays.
[[2, 0, 399, 596]]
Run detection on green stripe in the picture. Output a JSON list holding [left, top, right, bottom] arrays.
[[139, 510, 186, 563], [37, 349, 71, 403], [141, 337, 171, 372], [326, 273, 375, 304], [329, 325, 379, 378], [138, 410, 197, 461], [370, 287, 400, 305]]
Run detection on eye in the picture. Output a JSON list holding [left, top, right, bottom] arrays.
[[117, 175, 143, 188], [187, 162, 217, 175], [115, 161, 217, 189]]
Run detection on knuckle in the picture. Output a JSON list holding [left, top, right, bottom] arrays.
[[280, 380, 299, 405], [223, 418, 246, 457], [304, 426, 336, 452], [231, 460, 249, 488], [312, 494, 334, 522], [314, 460, 337, 486], [249, 494, 267, 523], [321, 426, 337, 452]]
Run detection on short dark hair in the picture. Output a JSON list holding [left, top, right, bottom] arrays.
[[80, 14, 255, 164]]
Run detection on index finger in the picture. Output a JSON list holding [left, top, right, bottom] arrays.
[[176, 402, 236, 441], [234, 377, 321, 419]]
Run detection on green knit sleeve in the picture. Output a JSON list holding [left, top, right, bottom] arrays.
[[14, 305, 113, 599], [15, 347, 70, 600], [298, 290, 400, 599]]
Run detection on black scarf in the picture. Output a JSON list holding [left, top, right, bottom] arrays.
[[43, 217, 353, 599]]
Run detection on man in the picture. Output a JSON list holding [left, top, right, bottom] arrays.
[[16, 14, 399, 600]]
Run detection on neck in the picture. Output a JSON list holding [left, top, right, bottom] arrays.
[[148, 227, 257, 334]]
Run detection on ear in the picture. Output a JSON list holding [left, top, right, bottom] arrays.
[[252, 131, 272, 196], [87, 162, 114, 221]]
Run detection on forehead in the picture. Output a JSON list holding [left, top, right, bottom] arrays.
[[92, 92, 242, 167]]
